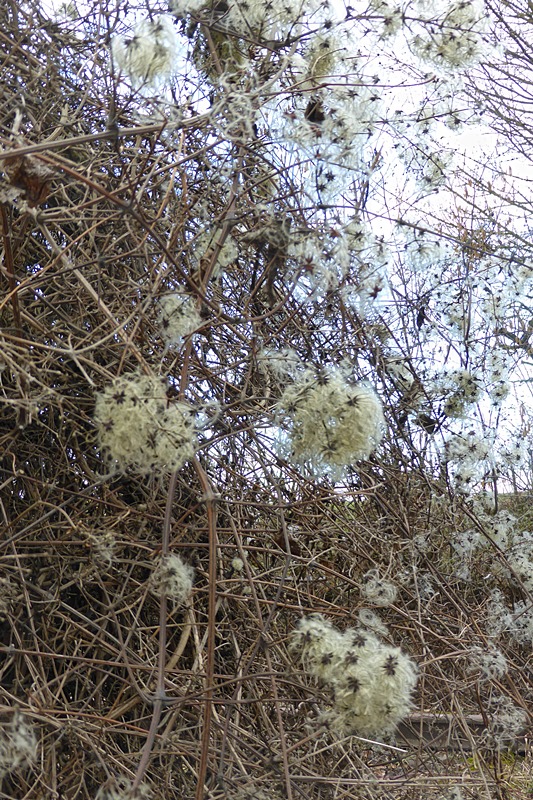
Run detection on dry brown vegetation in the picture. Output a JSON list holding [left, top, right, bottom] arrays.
[[0, 2, 532, 800]]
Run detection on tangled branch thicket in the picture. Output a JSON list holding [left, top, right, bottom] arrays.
[[0, 1, 532, 799]]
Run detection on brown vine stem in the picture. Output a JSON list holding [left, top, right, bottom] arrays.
[[1, 204, 21, 331], [131, 469, 179, 793], [0, 203, 30, 426], [0, 116, 211, 161], [193, 458, 219, 800], [216, 505, 296, 800]]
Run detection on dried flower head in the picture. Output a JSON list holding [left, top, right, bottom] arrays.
[[368, 0, 403, 38], [441, 369, 483, 418], [192, 227, 239, 277], [0, 711, 37, 779], [149, 553, 194, 605], [94, 373, 196, 475], [257, 347, 301, 379], [505, 533, 533, 592], [158, 292, 202, 347], [361, 569, 398, 606], [96, 776, 153, 800], [508, 601, 533, 645], [291, 615, 417, 737], [447, 788, 464, 800], [170, 0, 206, 15], [358, 608, 390, 636], [0, 576, 18, 621], [224, 0, 319, 40], [82, 528, 117, 570], [112, 15, 181, 86], [277, 369, 384, 472], [483, 695, 527, 749], [413, 0, 488, 68], [468, 643, 508, 681]]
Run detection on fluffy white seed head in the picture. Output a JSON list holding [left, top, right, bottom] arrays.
[[112, 15, 181, 86], [0, 711, 37, 779], [96, 777, 153, 800], [484, 592, 533, 646], [291, 615, 417, 737], [484, 510, 516, 548], [0, 576, 17, 621], [277, 370, 384, 472], [257, 347, 301, 379], [170, 0, 206, 14], [507, 601, 533, 645], [440, 369, 483, 418], [83, 528, 117, 570], [149, 553, 194, 605], [505, 534, 533, 592], [413, 1, 488, 68], [223, 0, 322, 41], [357, 608, 390, 636], [361, 569, 398, 607], [94, 374, 196, 475], [468, 644, 508, 681], [192, 228, 239, 278], [447, 788, 464, 800], [368, 0, 404, 38], [290, 613, 347, 678], [158, 292, 202, 347], [444, 430, 491, 464], [483, 695, 528, 749]]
